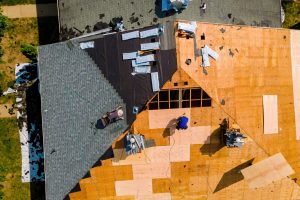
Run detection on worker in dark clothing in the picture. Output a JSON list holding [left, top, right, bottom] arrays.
[[200, 2, 206, 13], [177, 116, 189, 130]]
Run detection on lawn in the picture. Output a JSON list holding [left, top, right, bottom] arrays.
[[283, 1, 300, 29], [0, 18, 38, 104], [0, 0, 56, 6], [0, 118, 30, 200], [0, 17, 40, 199]]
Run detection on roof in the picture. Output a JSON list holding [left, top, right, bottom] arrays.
[[39, 25, 177, 200], [83, 25, 177, 124], [57, 0, 282, 40], [176, 21, 300, 183], [38, 41, 129, 200], [68, 21, 300, 200]]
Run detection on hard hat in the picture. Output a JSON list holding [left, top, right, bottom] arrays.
[[130, 137, 136, 143], [118, 109, 124, 117]]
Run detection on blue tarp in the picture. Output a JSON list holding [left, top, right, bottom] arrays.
[[162, 0, 189, 12]]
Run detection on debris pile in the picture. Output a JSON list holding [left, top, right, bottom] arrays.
[[15, 63, 44, 182], [121, 26, 164, 91]]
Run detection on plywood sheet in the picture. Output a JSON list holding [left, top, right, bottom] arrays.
[[170, 126, 211, 145], [146, 145, 191, 163], [112, 148, 148, 166], [136, 193, 171, 200], [241, 153, 295, 188], [115, 179, 152, 196], [291, 30, 300, 140], [113, 144, 190, 166], [148, 108, 190, 129], [263, 95, 278, 134], [132, 163, 171, 179]]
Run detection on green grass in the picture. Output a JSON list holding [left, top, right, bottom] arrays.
[[0, 18, 39, 104], [0, 0, 34, 5], [0, 118, 30, 200], [283, 1, 300, 29], [0, 0, 56, 6]]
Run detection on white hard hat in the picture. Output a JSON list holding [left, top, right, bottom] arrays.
[[130, 137, 136, 143], [118, 109, 124, 117]]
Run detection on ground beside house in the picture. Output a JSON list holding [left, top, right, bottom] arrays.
[[0, 2, 58, 200], [0, 118, 30, 200], [283, 1, 300, 29]]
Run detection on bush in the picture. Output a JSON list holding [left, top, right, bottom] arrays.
[[6, 80, 14, 88], [0, 14, 7, 38], [20, 43, 37, 61], [0, 46, 3, 58]]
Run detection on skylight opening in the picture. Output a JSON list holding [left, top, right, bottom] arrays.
[[147, 88, 211, 110]]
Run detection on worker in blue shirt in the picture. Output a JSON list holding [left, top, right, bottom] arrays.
[[177, 116, 189, 130]]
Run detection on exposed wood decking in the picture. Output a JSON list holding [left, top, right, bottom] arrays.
[[69, 22, 300, 199], [177, 22, 300, 182]]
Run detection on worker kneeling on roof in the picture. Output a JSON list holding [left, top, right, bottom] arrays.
[[177, 116, 189, 130]]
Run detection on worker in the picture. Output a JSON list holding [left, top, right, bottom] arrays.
[[200, 2, 206, 13], [108, 109, 124, 122], [177, 116, 189, 130]]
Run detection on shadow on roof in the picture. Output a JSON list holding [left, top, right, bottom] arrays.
[[66, 146, 115, 198], [200, 127, 225, 156], [214, 158, 255, 193], [36, 0, 59, 45], [30, 182, 45, 200]]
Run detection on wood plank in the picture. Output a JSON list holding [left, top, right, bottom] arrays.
[[291, 30, 300, 140], [132, 163, 171, 179], [241, 153, 295, 188], [148, 108, 190, 129], [171, 126, 211, 145], [263, 95, 279, 134], [115, 179, 153, 196]]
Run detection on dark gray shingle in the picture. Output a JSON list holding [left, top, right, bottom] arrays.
[[58, 0, 281, 39], [38, 41, 128, 200]]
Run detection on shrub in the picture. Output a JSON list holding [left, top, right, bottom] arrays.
[[0, 13, 7, 38], [6, 80, 14, 88], [20, 43, 37, 61], [0, 46, 3, 58]]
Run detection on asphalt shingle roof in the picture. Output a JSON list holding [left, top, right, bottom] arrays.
[[58, 0, 281, 40], [38, 41, 128, 200], [84, 25, 177, 124]]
